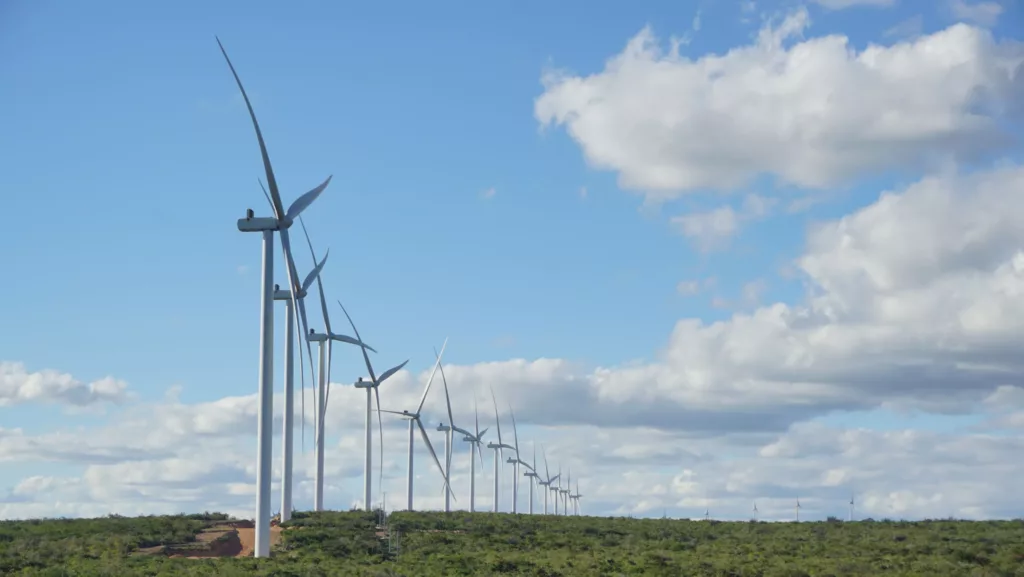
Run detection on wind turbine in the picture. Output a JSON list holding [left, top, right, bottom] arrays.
[[522, 443, 539, 515], [220, 38, 331, 558], [849, 494, 855, 522], [298, 221, 375, 511], [272, 249, 328, 522], [572, 479, 583, 516], [553, 464, 565, 515], [336, 301, 407, 512], [381, 340, 455, 510], [505, 407, 533, 514], [752, 502, 759, 521], [538, 448, 559, 515], [485, 389, 515, 512], [434, 348, 457, 513], [565, 467, 573, 516], [796, 499, 802, 522], [458, 398, 488, 512]]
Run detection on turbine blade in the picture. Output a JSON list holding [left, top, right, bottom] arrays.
[[330, 333, 378, 353], [417, 418, 456, 501], [298, 217, 333, 335], [437, 347, 456, 431], [543, 446, 550, 481], [297, 305, 307, 454], [285, 175, 331, 223], [216, 37, 285, 220], [320, 340, 333, 438], [380, 409, 409, 416], [336, 299, 378, 384], [476, 441, 484, 469], [377, 360, 409, 384], [490, 386, 502, 445], [478, 427, 489, 439], [254, 179, 272, 213], [509, 405, 520, 455], [301, 248, 329, 294], [415, 338, 447, 415], [474, 396, 480, 437]]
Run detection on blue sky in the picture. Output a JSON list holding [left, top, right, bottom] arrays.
[[2, 0, 1023, 520]]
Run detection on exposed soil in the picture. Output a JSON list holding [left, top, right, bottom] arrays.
[[138, 520, 283, 559]]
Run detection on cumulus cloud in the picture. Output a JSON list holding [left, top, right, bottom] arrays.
[[671, 194, 776, 251], [811, 0, 895, 9], [535, 11, 1023, 199], [0, 362, 130, 407]]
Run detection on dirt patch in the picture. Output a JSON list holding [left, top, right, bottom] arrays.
[[150, 521, 283, 559]]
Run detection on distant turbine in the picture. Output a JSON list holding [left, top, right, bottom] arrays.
[[572, 479, 583, 516], [458, 397, 488, 512], [336, 300, 407, 512], [298, 223, 375, 511], [796, 498, 802, 522], [505, 406, 533, 514], [849, 494, 855, 522], [434, 348, 461, 514], [271, 243, 326, 522], [220, 37, 331, 558], [550, 463, 563, 515], [538, 447, 559, 515], [485, 388, 515, 512], [752, 502, 759, 521], [560, 467, 572, 516], [522, 443, 539, 515], [381, 340, 455, 510]]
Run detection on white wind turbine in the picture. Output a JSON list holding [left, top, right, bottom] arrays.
[[298, 221, 376, 511], [796, 498, 802, 522], [434, 347, 458, 513], [336, 300, 407, 512], [220, 38, 333, 558], [522, 443, 539, 515], [560, 467, 572, 516], [550, 463, 563, 515], [849, 494, 855, 521], [458, 398, 488, 512], [381, 340, 455, 511], [485, 389, 515, 512], [505, 407, 534, 514], [571, 479, 583, 516], [538, 448, 559, 515], [271, 247, 327, 522]]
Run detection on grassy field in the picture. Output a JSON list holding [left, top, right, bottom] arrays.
[[1, 510, 1022, 576]]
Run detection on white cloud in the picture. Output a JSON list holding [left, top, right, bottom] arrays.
[[950, 0, 1004, 27], [480, 187, 497, 199], [671, 194, 776, 251], [535, 12, 1023, 200], [0, 362, 130, 407]]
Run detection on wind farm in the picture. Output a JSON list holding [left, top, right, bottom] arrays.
[[4, 1, 1024, 575]]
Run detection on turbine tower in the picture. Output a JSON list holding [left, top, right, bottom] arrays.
[[220, 38, 332, 558], [271, 247, 326, 522], [381, 340, 455, 511], [849, 494, 855, 522], [459, 398, 488, 512], [796, 498, 802, 522], [299, 223, 375, 510], [485, 389, 515, 512], [337, 300, 407, 513]]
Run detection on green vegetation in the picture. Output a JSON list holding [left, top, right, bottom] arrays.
[[1, 510, 1022, 576]]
